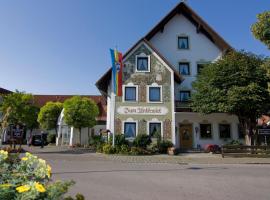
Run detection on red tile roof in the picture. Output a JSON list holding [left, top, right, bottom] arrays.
[[0, 87, 12, 94], [33, 95, 107, 122]]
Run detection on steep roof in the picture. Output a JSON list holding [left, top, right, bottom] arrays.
[[96, 2, 232, 96], [33, 95, 107, 122], [145, 2, 232, 51]]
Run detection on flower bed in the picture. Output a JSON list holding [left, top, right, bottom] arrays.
[[0, 150, 83, 200]]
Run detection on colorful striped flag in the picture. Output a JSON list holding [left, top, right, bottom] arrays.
[[110, 49, 123, 96]]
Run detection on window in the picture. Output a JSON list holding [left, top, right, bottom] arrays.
[[179, 62, 190, 75], [197, 63, 205, 75], [149, 87, 161, 102], [124, 122, 136, 138], [178, 36, 189, 49], [149, 122, 162, 138], [124, 86, 136, 102], [136, 56, 149, 72], [180, 91, 191, 102], [200, 124, 212, 139], [219, 124, 231, 139]]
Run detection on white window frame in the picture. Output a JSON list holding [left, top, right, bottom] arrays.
[[122, 84, 138, 102], [122, 118, 138, 139], [147, 119, 163, 138], [147, 84, 163, 103], [135, 55, 151, 73]]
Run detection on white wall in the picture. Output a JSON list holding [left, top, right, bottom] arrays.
[[175, 112, 243, 148], [71, 125, 106, 146], [149, 14, 222, 99]]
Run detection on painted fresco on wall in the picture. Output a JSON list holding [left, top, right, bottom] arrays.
[[114, 42, 173, 140]]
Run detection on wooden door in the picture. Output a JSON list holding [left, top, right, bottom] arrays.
[[179, 124, 193, 149]]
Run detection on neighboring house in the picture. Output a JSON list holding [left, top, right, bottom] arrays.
[[33, 95, 107, 146], [96, 2, 244, 149]]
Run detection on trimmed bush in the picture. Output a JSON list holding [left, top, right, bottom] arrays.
[[89, 135, 104, 148], [129, 147, 151, 155], [158, 140, 173, 154], [114, 134, 129, 146], [119, 144, 130, 154], [133, 134, 151, 149], [102, 144, 115, 154]]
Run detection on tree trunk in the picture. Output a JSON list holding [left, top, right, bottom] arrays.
[[239, 116, 257, 146]]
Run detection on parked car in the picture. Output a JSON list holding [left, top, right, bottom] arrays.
[[32, 134, 48, 146]]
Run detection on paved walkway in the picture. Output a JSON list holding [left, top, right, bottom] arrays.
[[23, 145, 270, 165]]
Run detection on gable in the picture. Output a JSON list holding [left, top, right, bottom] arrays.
[[96, 39, 183, 96], [123, 42, 172, 87], [145, 2, 231, 52]]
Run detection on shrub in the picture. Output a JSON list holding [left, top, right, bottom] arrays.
[[129, 147, 151, 155], [96, 143, 104, 153], [47, 133, 56, 144], [0, 150, 81, 200], [102, 144, 115, 154], [108, 134, 129, 146], [89, 135, 104, 148], [119, 144, 130, 154], [133, 134, 151, 149], [158, 140, 173, 154], [227, 140, 243, 146], [114, 134, 129, 146]]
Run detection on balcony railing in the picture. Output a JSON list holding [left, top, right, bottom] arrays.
[[175, 100, 192, 112]]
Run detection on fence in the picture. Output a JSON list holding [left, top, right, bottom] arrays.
[[221, 145, 270, 158]]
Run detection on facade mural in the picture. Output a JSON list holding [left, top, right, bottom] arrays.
[[114, 43, 173, 140]]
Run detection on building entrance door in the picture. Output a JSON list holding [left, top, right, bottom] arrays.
[[179, 124, 193, 149]]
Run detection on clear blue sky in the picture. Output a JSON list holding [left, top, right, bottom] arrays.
[[0, 0, 269, 95]]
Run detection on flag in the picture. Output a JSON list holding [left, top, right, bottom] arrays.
[[110, 48, 123, 96]]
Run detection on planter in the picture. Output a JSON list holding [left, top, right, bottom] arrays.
[[167, 147, 177, 155]]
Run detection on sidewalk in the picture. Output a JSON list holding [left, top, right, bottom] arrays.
[[20, 145, 270, 165]]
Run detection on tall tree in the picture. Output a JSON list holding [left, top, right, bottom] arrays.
[[251, 11, 270, 48], [63, 96, 99, 144], [191, 51, 270, 145], [38, 102, 63, 134], [0, 91, 39, 132]]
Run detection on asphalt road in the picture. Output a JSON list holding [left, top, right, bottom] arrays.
[[35, 151, 270, 200]]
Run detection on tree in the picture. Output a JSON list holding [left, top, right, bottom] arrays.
[[63, 96, 99, 144], [38, 102, 63, 134], [251, 11, 270, 48], [191, 51, 270, 145], [0, 91, 39, 132]]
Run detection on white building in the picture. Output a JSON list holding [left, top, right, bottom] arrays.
[[96, 2, 244, 149]]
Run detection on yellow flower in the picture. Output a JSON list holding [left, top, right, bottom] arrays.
[[38, 158, 46, 164], [16, 185, 30, 193], [21, 157, 28, 161], [25, 152, 31, 157], [47, 165, 52, 178], [0, 183, 12, 188], [34, 182, 46, 193]]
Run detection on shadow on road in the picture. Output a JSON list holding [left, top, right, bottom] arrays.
[[53, 166, 228, 175]]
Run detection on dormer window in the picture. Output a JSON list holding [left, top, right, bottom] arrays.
[[178, 36, 189, 49], [136, 55, 150, 72]]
